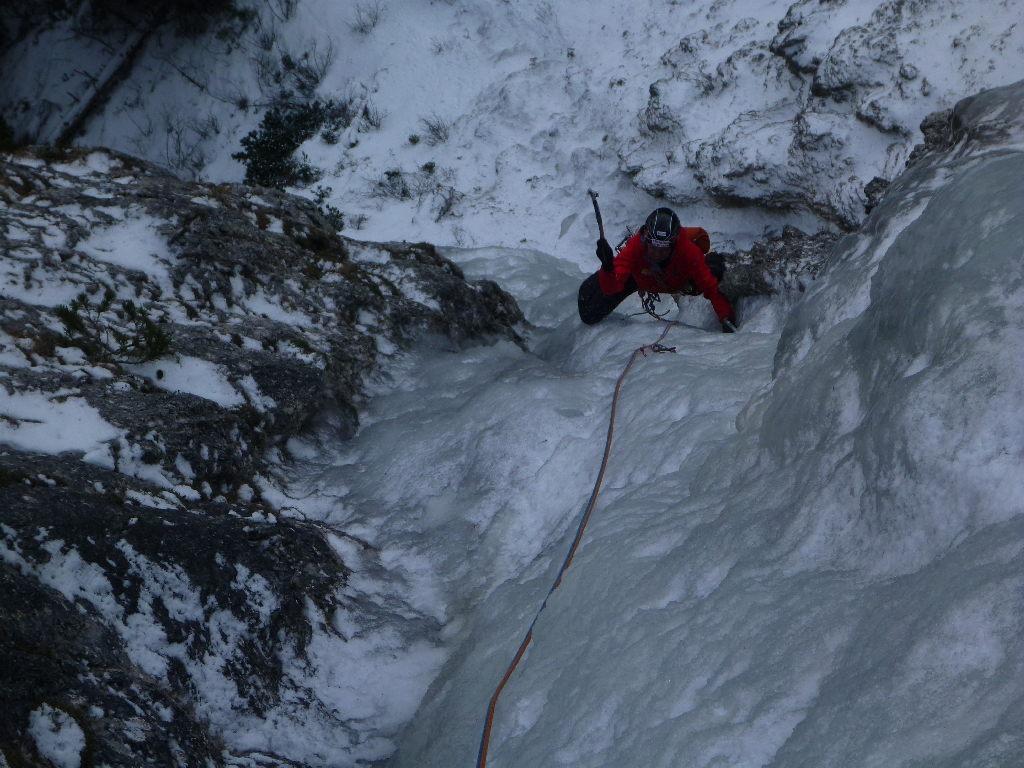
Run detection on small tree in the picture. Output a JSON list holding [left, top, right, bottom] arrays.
[[56, 289, 173, 363], [233, 100, 350, 188]]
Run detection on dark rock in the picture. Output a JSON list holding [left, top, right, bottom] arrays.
[[0, 556, 222, 767], [643, 85, 680, 135], [0, 451, 350, 766], [905, 108, 953, 168], [0, 147, 527, 500], [719, 225, 840, 299], [863, 176, 891, 213], [770, 7, 817, 76]]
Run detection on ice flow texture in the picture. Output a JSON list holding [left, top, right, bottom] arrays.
[[389, 96, 1024, 764]]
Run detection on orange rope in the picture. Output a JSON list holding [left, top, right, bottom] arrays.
[[476, 322, 677, 767]]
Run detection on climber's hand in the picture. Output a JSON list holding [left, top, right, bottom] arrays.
[[596, 238, 615, 272]]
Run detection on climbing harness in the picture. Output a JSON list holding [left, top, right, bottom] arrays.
[[475, 321, 678, 768]]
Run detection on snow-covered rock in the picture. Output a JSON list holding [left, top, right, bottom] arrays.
[[0, 145, 525, 766], [629, 0, 1024, 229], [4, 0, 1020, 248]]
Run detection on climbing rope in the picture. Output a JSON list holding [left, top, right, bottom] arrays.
[[475, 321, 678, 768]]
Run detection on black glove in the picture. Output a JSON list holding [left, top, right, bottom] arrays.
[[722, 316, 738, 333], [596, 238, 615, 272]]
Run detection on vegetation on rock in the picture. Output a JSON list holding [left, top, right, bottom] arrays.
[[55, 289, 174, 363]]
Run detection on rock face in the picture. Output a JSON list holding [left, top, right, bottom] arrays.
[[1, 146, 525, 503], [719, 225, 840, 300], [0, 147, 525, 765], [0, 467, 322, 768], [622, 0, 1023, 230]]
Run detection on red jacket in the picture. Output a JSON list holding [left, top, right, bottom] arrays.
[[597, 227, 734, 322]]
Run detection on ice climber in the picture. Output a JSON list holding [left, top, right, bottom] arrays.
[[577, 207, 738, 331]]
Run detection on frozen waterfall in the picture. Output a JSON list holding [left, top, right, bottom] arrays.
[[279, 82, 1024, 766]]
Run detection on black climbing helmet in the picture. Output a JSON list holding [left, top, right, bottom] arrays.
[[643, 207, 680, 249]]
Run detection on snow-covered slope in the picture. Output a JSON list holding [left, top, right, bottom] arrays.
[[5, 0, 1022, 253]]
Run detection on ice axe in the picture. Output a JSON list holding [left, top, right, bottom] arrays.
[[588, 189, 605, 242]]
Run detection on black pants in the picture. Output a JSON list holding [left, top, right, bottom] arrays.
[[578, 252, 725, 325]]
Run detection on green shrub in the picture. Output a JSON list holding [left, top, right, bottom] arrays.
[[56, 289, 173, 364], [233, 99, 350, 188], [371, 168, 411, 200], [313, 185, 345, 231], [119, 300, 174, 362], [320, 204, 345, 230]]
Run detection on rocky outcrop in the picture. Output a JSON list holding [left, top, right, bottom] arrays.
[[0, 146, 525, 765], [1, 146, 525, 502], [719, 225, 840, 300], [1, 459, 334, 768], [711, 81, 1024, 303], [621, 0, 1022, 231]]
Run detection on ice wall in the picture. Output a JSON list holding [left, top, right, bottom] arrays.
[[389, 82, 1024, 767]]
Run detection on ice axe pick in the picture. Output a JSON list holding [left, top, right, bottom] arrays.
[[587, 189, 606, 242]]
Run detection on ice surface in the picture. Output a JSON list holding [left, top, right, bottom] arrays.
[[273, 244, 779, 762], [238, 87, 1024, 765]]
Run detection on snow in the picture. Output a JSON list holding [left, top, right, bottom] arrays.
[[74, 208, 174, 287], [0, 388, 122, 455], [0, 259, 84, 308], [237, 374, 276, 412], [52, 152, 117, 177], [28, 704, 85, 768], [240, 288, 313, 328], [127, 356, 244, 408], [0, 330, 31, 369]]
